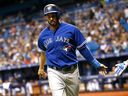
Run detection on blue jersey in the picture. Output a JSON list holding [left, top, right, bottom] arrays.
[[38, 22, 86, 68]]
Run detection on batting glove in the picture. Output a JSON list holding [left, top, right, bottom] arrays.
[[114, 60, 128, 77]]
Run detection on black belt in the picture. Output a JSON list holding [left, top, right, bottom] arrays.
[[48, 64, 77, 73]]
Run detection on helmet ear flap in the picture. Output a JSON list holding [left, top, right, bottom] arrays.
[[56, 12, 61, 19]]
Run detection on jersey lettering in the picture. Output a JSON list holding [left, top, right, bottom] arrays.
[[44, 38, 52, 48], [44, 36, 70, 48], [56, 36, 69, 43]]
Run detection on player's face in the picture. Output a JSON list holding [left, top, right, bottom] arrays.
[[46, 13, 59, 26]]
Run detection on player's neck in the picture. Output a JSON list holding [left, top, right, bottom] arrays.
[[50, 22, 60, 31]]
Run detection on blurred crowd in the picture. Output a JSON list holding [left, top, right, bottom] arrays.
[[63, 2, 128, 55], [0, 1, 128, 68], [0, 1, 128, 95], [0, 13, 42, 67]]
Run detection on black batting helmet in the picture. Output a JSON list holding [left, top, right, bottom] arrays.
[[43, 4, 60, 16]]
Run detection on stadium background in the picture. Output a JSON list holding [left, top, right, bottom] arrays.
[[0, 0, 128, 96]]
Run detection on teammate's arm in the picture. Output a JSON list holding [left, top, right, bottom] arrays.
[[38, 52, 47, 79], [113, 60, 128, 76]]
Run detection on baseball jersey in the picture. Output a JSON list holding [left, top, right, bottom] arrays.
[[38, 22, 86, 68]]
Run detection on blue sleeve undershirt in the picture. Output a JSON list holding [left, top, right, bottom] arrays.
[[79, 44, 101, 69]]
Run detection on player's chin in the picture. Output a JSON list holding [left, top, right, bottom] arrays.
[[49, 21, 57, 26]]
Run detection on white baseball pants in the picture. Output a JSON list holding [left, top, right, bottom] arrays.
[[47, 66, 80, 96]]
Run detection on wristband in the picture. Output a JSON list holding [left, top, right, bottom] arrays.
[[91, 59, 101, 69]]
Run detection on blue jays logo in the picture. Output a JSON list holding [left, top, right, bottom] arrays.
[[63, 45, 72, 52]]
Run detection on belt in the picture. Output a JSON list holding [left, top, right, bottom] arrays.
[[48, 64, 77, 73]]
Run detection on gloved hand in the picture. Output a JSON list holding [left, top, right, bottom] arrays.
[[114, 60, 128, 76], [98, 64, 108, 76]]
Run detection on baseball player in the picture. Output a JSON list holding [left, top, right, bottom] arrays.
[[37, 4, 107, 96], [113, 59, 128, 76]]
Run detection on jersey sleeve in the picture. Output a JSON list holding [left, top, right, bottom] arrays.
[[37, 37, 46, 52], [74, 27, 87, 50]]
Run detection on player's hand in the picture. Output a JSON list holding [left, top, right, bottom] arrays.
[[38, 68, 47, 79], [98, 64, 107, 76]]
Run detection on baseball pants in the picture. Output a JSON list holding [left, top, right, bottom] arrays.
[[47, 65, 80, 96]]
